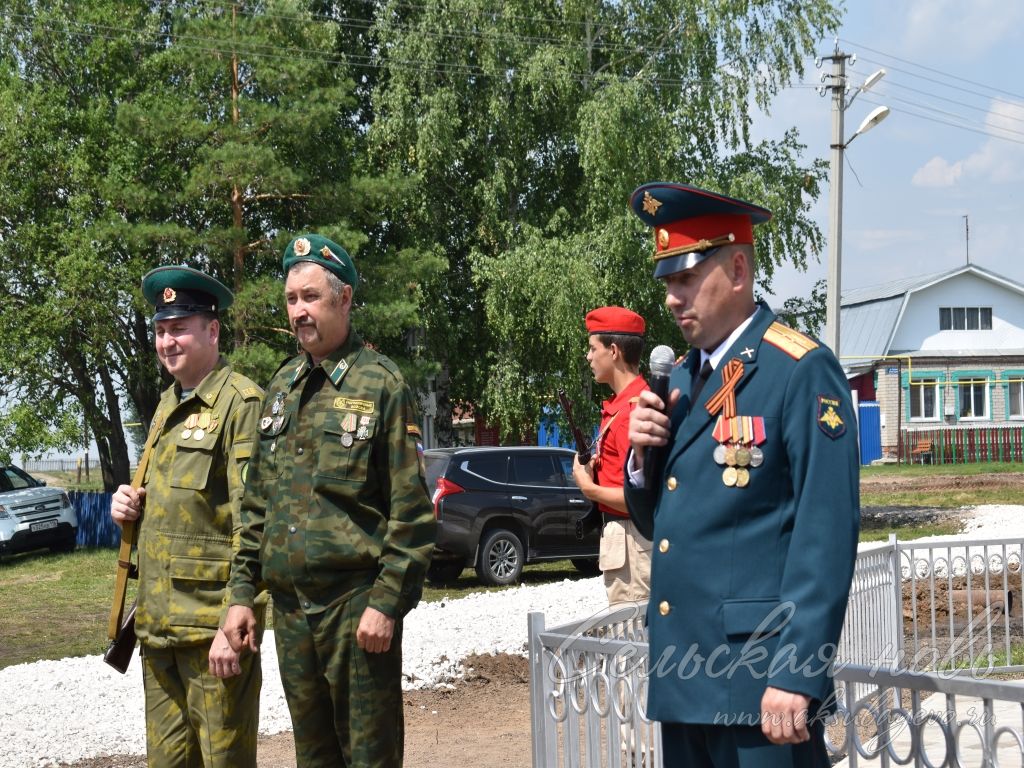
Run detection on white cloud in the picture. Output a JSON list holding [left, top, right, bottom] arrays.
[[912, 156, 963, 188], [911, 100, 1024, 186], [904, 0, 1024, 57]]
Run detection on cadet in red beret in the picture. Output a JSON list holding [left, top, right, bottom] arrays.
[[572, 305, 652, 606]]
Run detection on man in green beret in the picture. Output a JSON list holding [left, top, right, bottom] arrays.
[[110, 266, 265, 768], [222, 234, 436, 767]]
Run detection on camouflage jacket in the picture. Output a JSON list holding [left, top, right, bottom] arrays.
[[228, 331, 436, 619], [136, 359, 263, 648]]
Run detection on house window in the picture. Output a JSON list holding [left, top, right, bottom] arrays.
[[909, 378, 939, 420], [1009, 380, 1024, 419], [958, 378, 988, 419], [939, 307, 992, 330]]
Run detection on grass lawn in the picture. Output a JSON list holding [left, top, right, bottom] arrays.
[[860, 462, 1024, 507]]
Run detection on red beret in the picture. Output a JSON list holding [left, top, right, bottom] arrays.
[[585, 306, 645, 336]]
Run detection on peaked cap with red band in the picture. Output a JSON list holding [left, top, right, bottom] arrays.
[[629, 182, 772, 279], [586, 306, 645, 336]]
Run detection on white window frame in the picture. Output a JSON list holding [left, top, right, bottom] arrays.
[[957, 378, 989, 421], [908, 378, 940, 422], [1009, 379, 1024, 420]]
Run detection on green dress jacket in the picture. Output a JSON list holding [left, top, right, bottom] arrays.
[[228, 331, 436, 619], [136, 359, 263, 647]]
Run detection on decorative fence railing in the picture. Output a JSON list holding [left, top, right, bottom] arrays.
[[528, 535, 1024, 767], [899, 425, 1024, 464]]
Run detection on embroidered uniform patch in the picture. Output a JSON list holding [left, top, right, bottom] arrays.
[[817, 395, 846, 439], [333, 397, 374, 414]]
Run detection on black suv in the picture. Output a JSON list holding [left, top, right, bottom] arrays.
[[424, 446, 600, 586]]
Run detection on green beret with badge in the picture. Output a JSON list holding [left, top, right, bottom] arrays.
[[282, 234, 358, 290], [141, 265, 233, 322]]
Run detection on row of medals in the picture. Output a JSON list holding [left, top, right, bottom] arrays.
[[713, 442, 763, 488], [182, 412, 217, 441]]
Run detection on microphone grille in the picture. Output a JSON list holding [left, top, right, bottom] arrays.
[[649, 345, 675, 377]]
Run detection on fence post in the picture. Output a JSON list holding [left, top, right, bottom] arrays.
[[528, 612, 552, 768], [889, 533, 904, 663]]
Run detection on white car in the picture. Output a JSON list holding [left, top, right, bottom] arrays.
[[0, 466, 77, 556]]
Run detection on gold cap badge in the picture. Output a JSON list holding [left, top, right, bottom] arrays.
[[163, 287, 176, 303], [642, 191, 663, 216]]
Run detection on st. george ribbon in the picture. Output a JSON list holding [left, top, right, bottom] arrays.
[[643, 344, 676, 490]]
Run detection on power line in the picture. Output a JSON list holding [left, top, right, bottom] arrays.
[[857, 93, 1024, 147], [840, 37, 1024, 103]]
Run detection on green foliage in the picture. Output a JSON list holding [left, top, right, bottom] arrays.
[[369, 0, 840, 438], [0, 0, 441, 484], [776, 278, 827, 337], [0, 0, 840, 471]]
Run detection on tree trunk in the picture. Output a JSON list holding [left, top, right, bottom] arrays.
[[432, 362, 458, 447]]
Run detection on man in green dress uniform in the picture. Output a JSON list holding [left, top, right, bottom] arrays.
[[110, 266, 264, 767], [222, 234, 436, 768]]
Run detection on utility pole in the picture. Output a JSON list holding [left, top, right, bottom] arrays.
[[818, 45, 889, 356], [823, 49, 849, 357]]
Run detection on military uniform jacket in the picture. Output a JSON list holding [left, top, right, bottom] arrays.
[[228, 331, 436, 620], [625, 304, 859, 725], [136, 359, 263, 648]]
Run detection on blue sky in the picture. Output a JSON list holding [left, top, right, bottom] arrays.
[[758, 0, 1024, 307]]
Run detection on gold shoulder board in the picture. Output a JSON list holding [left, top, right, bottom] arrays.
[[762, 321, 818, 360]]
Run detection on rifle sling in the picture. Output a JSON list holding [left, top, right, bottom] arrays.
[[106, 416, 162, 641]]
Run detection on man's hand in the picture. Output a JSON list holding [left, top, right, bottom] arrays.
[[572, 454, 595, 492], [628, 389, 680, 468], [110, 484, 145, 527], [761, 687, 811, 744], [222, 605, 260, 655], [356, 606, 395, 654], [208, 627, 243, 679]]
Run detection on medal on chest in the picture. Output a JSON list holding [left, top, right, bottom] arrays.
[[704, 358, 766, 489]]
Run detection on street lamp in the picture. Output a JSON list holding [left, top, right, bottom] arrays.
[[821, 50, 890, 356]]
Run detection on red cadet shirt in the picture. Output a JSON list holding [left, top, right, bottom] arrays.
[[594, 375, 649, 517]]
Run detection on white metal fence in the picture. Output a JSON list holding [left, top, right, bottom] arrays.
[[528, 534, 1024, 767]]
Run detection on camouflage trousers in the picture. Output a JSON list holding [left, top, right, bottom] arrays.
[[142, 641, 261, 768], [273, 586, 404, 768]]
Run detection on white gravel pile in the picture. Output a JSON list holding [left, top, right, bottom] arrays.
[[0, 576, 606, 767]]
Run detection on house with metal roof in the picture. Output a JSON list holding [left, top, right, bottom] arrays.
[[839, 264, 1024, 461]]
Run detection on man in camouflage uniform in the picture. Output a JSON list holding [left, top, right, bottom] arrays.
[[110, 266, 264, 768], [223, 234, 436, 768]]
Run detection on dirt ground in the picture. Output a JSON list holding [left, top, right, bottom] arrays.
[[60, 653, 532, 768], [859, 471, 1024, 492]]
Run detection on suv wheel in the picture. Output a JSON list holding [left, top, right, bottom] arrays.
[[476, 529, 524, 586]]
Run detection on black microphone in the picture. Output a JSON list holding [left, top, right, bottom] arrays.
[[643, 345, 676, 490]]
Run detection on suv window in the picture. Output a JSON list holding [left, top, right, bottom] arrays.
[[511, 454, 561, 487], [556, 455, 575, 485], [2, 467, 34, 491], [460, 454, 507, 484], [424, 453, 450, 490]]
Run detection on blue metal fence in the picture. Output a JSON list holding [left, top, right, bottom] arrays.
[[70, 491, 120, 548], [857, 401, 882, 464]]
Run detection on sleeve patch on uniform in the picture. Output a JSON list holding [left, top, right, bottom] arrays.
[[407, 424, 422, 438], [817, 395, 846, 439], [333, 397, 374, 414]]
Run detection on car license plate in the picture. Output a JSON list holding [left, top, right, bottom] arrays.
[[30, 519, 58, 532]]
